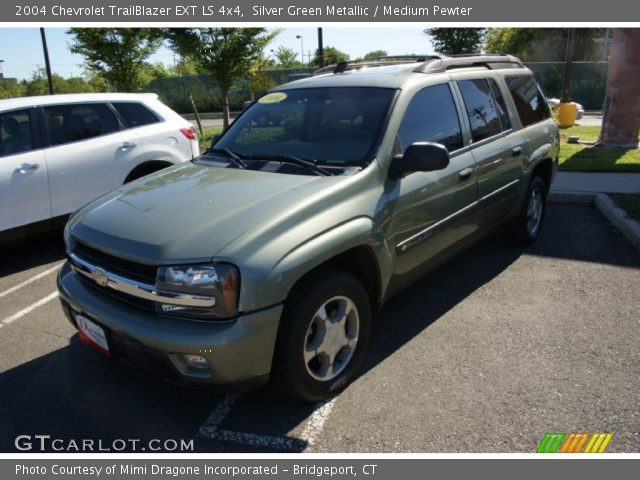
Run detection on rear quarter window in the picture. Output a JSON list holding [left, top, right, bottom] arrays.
[[504, 75, 551, 127], [112, 102, 160, 128]]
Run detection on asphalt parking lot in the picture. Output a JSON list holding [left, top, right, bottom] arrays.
[[0, 203, 638, 453]]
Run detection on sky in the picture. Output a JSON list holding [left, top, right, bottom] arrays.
[[0, 27, 433, 80]]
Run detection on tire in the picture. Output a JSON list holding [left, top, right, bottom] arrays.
[[507, 175, 547, 245], [272, 269, 372, 402]]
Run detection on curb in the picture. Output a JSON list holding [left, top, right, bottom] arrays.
[[548, 191, 594, 204], [548, 191, 640, 250]]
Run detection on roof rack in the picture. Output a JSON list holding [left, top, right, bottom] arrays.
[[312, 54, 525, 77], [414, 54, 525, 73], [312, 55, 441, 76]]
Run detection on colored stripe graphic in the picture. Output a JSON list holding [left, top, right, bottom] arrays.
[[537, 433, 566, 453], [572, 433, 589, 453], [538, 432, 613, 453]]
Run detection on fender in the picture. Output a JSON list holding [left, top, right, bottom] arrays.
[[236, 217, 393, 312]]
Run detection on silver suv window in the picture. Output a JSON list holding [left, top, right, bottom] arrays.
[[215, 87, 396, 165], [505, 75, 551, 127], [397, 83, 463, 153], [458, 78, 505, 142]]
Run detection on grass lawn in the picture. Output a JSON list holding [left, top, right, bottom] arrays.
[[197, 126, 223, 154], [611, 193, 640, 221], [559, 125, 640, 173]]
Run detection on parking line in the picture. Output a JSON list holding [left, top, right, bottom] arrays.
[[0, 291, 59, 328], [196, 393, 241, 439], [0, 263, 63, 299], [299, 397, 337, 447], [196, 392, 337, 452]]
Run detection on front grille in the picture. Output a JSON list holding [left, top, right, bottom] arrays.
[[71, 238, 157, 311], [73, 239, 157, 284], [75, 273, 155, 311]]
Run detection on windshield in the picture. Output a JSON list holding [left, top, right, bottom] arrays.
[[214, 87, 396, 165]]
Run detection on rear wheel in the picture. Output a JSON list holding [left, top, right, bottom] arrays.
[[272, 269, 371, 402], [508, 175, 547, 245]]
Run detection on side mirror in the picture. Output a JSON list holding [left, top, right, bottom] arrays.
[[388, 142, 450, 180]]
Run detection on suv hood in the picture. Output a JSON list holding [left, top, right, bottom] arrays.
[[69, 162, 331, 263]]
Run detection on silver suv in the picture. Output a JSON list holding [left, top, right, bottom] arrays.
[[58, 55, 559, 401]]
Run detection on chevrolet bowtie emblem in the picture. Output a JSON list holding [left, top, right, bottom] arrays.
[[91, 268, 108, 287]]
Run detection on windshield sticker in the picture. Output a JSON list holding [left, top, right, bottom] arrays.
[[258, 92, 287, 104]]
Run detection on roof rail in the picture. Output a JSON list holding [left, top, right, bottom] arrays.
[[414, 54, 525, 73], [312, 55, 441, 76], [310, 54, 525, 77]]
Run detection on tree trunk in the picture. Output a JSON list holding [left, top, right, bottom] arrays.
[[221, 86, 230, 130], [600, 29, 640, 148]]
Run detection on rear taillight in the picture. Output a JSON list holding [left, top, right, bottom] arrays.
[[180, 126, 197, 140]]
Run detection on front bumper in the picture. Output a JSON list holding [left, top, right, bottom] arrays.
[[57, 262, 282, 389]]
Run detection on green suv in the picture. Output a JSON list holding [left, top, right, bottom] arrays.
[[58, 55, 559, 401]]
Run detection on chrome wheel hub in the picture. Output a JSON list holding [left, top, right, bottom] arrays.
[[526, 187, 543, 236], [303, 296, 359, 382]]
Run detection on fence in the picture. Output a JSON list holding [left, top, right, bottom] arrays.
[[142, 67, 315, 114], [526, 62, 608, 110], [144, 63, 608, 115]]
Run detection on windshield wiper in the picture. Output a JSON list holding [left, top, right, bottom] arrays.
[[206, 148, 247, 170], [253, 154, 331, 176]]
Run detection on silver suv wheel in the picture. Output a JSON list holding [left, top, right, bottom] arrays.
[[526, 186, 544, 237], [303, 296, 360, 382]]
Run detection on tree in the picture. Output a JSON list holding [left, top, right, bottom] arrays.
[[484, 28, 605, 61], [165, 28, 277, 129], [24, 69, 94, 96], [68, 28, 163, 92], [311, 46, 349, 66], [274, 46, 300, 68], [424, 28, 485, 55], [363, 50, 388, 60], [600, 29, 640, 148], [0, 79, 26, 99], [248, 56, 276, 101]]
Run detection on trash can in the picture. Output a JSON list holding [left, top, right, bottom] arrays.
[[557, 103, 578, 128]]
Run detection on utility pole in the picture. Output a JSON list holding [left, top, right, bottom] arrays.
[[296, 35, 304, 65], [561, 28, 576, 103], [317, 28, 324, 68], [40, 28, 54, 95]]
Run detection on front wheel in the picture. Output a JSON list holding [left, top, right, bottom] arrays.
[[507, 175, 547, 245], [272, 269, 371, 402]]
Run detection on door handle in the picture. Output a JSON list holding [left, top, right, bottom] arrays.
[[512, 147, 522, 157], [120, 142, 136, 149], [15, 163, 40, 174], [459, 168, 473, 180]]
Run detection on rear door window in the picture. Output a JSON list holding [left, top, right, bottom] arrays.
[[0, 109, 33, 157], [504, 75, 551, 127], [43, 103, 120, 146], [398, 83, 464, 152], [487, 78, 511, 131], [112, 102, 160, 128], [457, 79, 503, 142]]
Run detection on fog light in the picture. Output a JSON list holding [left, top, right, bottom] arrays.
[[183, 354, 209, 370]]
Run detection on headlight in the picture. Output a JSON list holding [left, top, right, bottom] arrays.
[[155, 263, 239, 320]]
